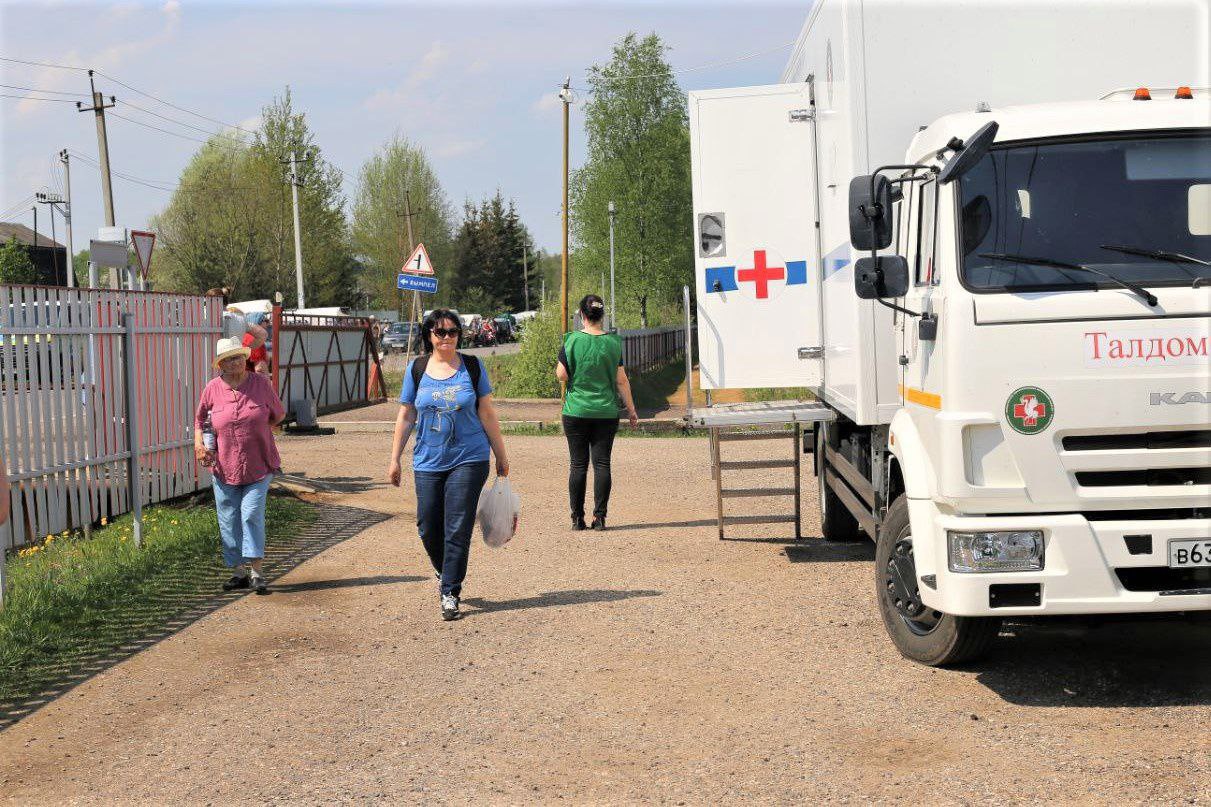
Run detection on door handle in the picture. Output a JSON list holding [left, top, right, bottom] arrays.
[[798, 346, 824, 359]]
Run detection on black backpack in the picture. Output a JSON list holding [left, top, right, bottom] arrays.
[[410, 352, 484, 410]]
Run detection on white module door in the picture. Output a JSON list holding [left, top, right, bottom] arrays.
[[689, 83, 821, 390]]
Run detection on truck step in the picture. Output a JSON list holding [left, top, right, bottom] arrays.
[[721, 487, 798, 498], [721, 514, 797, 525], [718, 459, 796, 470], [716, 429, 797, 442]]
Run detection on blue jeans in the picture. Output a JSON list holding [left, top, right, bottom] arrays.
[[414, 461, 490, 598], [213, 473, 273, 568]]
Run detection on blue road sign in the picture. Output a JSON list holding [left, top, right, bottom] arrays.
[[398, 273, 439, 294]]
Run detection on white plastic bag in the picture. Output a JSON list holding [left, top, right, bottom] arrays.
[[477, 477, 520, 547]]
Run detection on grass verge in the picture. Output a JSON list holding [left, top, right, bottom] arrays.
[[0, 495, 314, 707]]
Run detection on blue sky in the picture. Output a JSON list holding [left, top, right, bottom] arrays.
[[1, 1, 806, 256]]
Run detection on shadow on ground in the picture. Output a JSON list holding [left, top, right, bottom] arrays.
[[971, 615, 1211, 707], [784, 540, 876, 562], [272, 574, 424, 594], [0, 502, 389, 731], [275, 472, 385, 494], [461, 588, 662, 617]]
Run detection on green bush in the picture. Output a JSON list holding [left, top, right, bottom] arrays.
[[503, 310, 562, 398]]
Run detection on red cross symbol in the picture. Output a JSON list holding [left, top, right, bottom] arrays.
[[736, 250, 785, 299], [1013, 394, 1046, 426]]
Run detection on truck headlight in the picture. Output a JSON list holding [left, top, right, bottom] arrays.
[[948, 530, 1044, 573]]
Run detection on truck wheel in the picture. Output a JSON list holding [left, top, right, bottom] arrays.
[[818, 427, 862, 542], [875, 495, 1001, 666]]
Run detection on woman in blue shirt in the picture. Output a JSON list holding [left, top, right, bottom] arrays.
[[387, 309, 510, 621]]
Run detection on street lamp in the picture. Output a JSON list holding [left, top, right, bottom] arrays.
[[608, 200, 617, 331]]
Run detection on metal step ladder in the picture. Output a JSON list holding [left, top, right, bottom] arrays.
[[709, 426, 802, 541]]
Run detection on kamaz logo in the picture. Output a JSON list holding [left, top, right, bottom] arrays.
[[1150, 392, 1211, 405]]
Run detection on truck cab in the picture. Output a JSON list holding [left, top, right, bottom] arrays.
[[849, 93, 1211, 662]]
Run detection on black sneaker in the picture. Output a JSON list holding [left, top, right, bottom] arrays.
[[572, 516, 587, 531], [251, 573, 269, 595], [441, 594, 461, 621], [222, 573, 250, 591], [591, 517, 606, 531]]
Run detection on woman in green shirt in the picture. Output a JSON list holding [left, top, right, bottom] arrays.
[[555, 295, 639, 531]]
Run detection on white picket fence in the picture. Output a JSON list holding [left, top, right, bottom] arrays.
[[1, 285, 222, 561]]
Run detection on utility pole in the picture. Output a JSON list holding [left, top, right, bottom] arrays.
[[32, 205, 37, 250], [284, 150, 310, 309], [76, 71, 116, 228], [559, 77, 572, 334], [400, 190, 421, 373], [522, 244, 529, 311], [36, 192, 66, 284], [608, 201, 617, 330], [60, 150, 75, 287]]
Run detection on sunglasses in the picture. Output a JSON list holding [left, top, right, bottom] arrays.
[[432, 327, 460, 338]]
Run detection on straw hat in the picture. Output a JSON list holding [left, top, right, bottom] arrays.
[[213, 336, 251, 368]]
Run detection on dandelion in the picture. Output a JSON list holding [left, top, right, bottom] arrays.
[[170, 520, 178, 525], [120, 536, 127, 543], [100, 517, 108, 526]]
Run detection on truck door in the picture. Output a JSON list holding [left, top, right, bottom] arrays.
[[688, 84, 821, 390], [896, 174, 943, 410]]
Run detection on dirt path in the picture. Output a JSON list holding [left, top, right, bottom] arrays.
[[1, 432, 1207, 804]]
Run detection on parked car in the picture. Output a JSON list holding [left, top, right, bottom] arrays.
[[381, 322, 420, 354]]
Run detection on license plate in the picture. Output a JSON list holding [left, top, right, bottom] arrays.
[[1168, 539, 1211, 568]]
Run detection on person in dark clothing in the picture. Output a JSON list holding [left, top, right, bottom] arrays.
[[555, 295, 638, 531]]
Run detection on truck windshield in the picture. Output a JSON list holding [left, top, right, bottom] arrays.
[[958, 133, 1211, 291]]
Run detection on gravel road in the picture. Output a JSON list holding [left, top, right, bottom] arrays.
[[1, 431, 1207, 804]]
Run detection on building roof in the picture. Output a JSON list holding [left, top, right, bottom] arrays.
[[0, 222, 66, 250]]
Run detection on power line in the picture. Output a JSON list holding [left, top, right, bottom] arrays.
[[0, 55, 87, 71], [0, 82, 88, 96], [107, 109, 248, 152], [119, 97, 252, 143], [93, 69, 258, 136], [67, 150, 176, 191], [0, 93, 80, 102]]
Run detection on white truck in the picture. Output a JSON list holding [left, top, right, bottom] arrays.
[[689, 0, 1210, 664]]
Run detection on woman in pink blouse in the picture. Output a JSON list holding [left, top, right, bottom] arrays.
[[195, 336, 286, 594]]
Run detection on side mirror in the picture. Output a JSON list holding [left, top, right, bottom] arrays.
[[937, 121, 999, 184], [849, 175, 894, 251], [854, 256, 910, 299]]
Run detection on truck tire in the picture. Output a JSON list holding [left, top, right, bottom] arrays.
[[817, 427, 862, 542], [875, 495, 1001, 666]]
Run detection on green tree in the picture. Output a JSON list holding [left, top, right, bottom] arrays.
[[0, 237, 38, 284], [571, 32, 693, 328], [448, 192, 535, 314], [351, 136, 454, 312], [151, 88, 355, 307]]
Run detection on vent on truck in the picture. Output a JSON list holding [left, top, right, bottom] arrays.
[[1076, 468, 1211, 487], [1115, 566, 1211, 593], [1062, 429, 1211, 451]]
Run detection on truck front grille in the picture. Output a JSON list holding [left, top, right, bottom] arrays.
[[1116, 566, 1211, 593], [1076, 467, 1211, 487], [1063, 429, 1211, 451]]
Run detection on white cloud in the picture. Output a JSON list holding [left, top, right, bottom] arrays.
[[531, 91, 562, 114]]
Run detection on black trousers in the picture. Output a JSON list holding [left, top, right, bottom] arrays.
[[562, 415, 620, 520]]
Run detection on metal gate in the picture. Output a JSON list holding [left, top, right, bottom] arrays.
[[271, 306, 387, 420]]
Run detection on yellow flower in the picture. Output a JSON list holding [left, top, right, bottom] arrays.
[[170, 520, 178, 525], [45, 534, 55, 543], [120, 536, 127, 543], [60, 530, 70, 537], [100, 517, 108, 526]]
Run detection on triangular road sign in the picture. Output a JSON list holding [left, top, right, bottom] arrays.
[[401, 242, 435, 276], [130, 229, 156, 278]]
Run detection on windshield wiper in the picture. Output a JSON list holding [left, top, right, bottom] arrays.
[[979, 252, 1158, 307], [1099, 244, 1211, 267]]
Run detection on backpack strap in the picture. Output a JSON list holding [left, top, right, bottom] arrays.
[[410, 354, 430, 393], [460, 353, 483, 410]]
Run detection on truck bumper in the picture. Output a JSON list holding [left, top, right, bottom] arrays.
[[909, 499, 1211, 617]]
